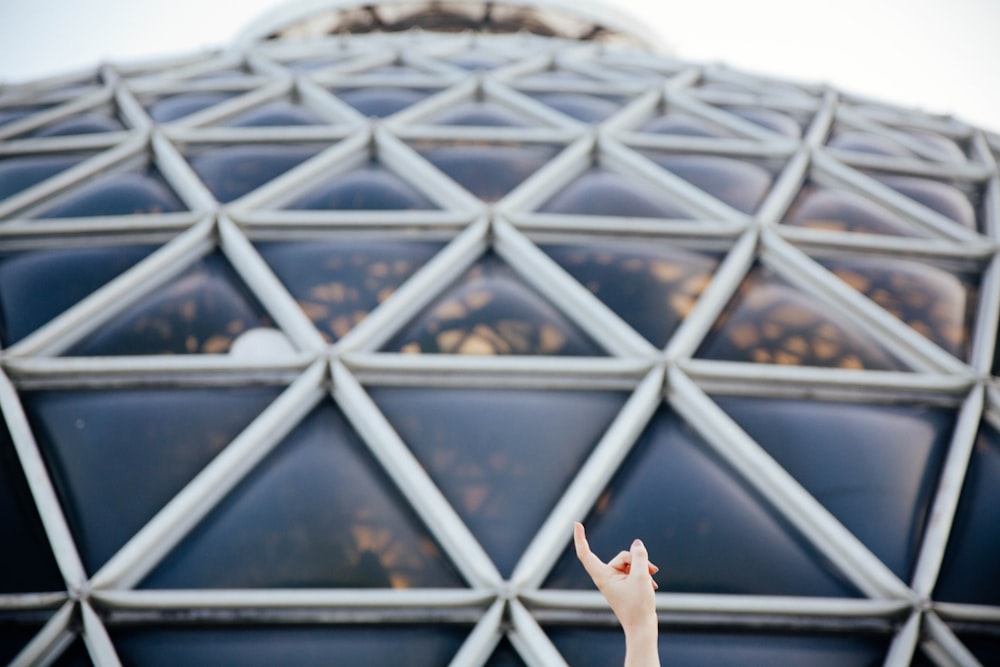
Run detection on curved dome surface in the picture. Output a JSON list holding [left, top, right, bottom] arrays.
[[0, 7, 999, 666]]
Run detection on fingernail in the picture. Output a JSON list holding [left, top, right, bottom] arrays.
[[632, 538, 644, 549]]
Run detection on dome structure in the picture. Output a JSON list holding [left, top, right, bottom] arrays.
[[1, 1, 999, 665]]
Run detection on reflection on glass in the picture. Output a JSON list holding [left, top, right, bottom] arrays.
[[899, 127, 966, 162], [31, 167, 185, 218], [285, 160, 435, 210], [0, 154, 88, 202], [721, 106, 803, 139], [141, 401, 462, 589], [817, 255, 977, 359], [827, 130, 915, 159], [26, 112, 124, 138], [549, 627, 888, 667], [257, 239, 442, 342], [784, 184, 929, 237], [385, 252, 604, 356], [867, 173, 978, 231], [545, 407, 860, 596], [221, 102, 324, 127], [526, 92, 621, 123], [639, 113, 735, 138], [371, 386, 626, 575], [22, 386, 280, 573], [66, 251, 273, 356], [641, 152, 773, 213], [188, 144, 323, 203], [446, 52, 509, 70], [539, 167, 692, 218], [415, 142, 559, 202], [541, 240, 720, 347], [425, 100, 532, 127], [935, 422, 1000, 605], [111, 624, 469, 666], [716, 396, 955, 579], [335, 87, 433, 117], [696, 265, 906, 370], [147, 92, 236, 123], [0, 244, 155, 345], [0, 424, 63, 593]]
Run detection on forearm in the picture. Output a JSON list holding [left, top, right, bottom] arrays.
[[623, 621, 659, 667]]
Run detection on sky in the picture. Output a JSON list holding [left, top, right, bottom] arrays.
[[0, 0, 996, 133]]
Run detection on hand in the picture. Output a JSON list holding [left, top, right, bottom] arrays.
[[574, 522, 661, 667]]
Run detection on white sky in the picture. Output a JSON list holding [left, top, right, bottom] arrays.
[[0, 0, 997, 133]]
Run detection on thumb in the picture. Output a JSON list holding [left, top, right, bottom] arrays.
[[628, 538, 649, 581]]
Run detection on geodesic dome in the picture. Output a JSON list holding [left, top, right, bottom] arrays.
[[1, 1, 999, 665]]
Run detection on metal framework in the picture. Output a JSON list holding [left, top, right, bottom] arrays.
[[0, 15, 999, 666]]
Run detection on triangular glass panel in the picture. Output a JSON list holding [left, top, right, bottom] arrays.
[[413, 141, 560, 202], [715, 395, 955, 580], [544, 406, 861, 596], [637, 112, 737, 138], [256, 239, 443, 342], [145, 92, 239, 123], [333, 87, 439, 118], [953, 629, 1000, 666], [283, 158, 437, 210], [64, 250, 275, 356], [383, 251, 606, 356], [281, 53, 353, 72], [550, 626, 890, 666], [695, 264, 908, 370], [0, 420, 63, 593], [0, 152, 91, 202], [538, 166, 695, 218], [891, 125, 969, 162], [640, 151, 776, 214], [30, 163, 186, 219], [186, 143, 324, 203], [50, 635, 92, 666], [18, 108, 124, 139], [814, 254, 979, 359], [863, 171, 981, 232], [0, 613, 50, 666], [22, 386, 281, 573], [111, 624, 470, 666], [444, 50, 512, 71], [539, 239, 722, 348], [523, 91, 626, 124], [516, 68, 600, 86], [218, 100, 326, 128], [486, 637, 527, 667], [140, 400, 464, 589], [783, 182, 934, 238], [370, 385, 627, 576], [0, 104, 53, 128], [934, 420, 1000, 605], [827, 127, 920, 160], [423, 99, 536, 128], [0, 242, 157, 346], [718, 105, 805, 139]]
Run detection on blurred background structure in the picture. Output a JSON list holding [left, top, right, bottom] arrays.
[[0, 1, 998, 665]]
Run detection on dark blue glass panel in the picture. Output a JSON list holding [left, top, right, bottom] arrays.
[[112, 624, 469, 667], [32, 168, 185, 218], [221, 102, 324, 127], [335, 87, 432, 117], [722, 106, 803, 138], [285, 160, 435, 210], [784, 185, 927, 237], [141, 401, 463, 589], [640, 114, 734, 138], [0, 105, 50, 127], [446, 53, 509, 70], [545, 407, 860, 596], [817, 255, 978, 359], [696, 265, 907, 370], [384, 252, 604, 356], [527, 92, 621, 123], [187, 144, 322, 203], [147, 93, 236, 123], [957, 630, 1000, 665], [0, 618, 45, 666], [642, 152, 773, 213], [0, 423, 63, 593], [549, 627, 888, 667], [0, 244, 155, 345], [22, 386, 281, 573], [540, 240, 720, 347], [65, 251, 272, 356], [539, 168, 692, 218], [28, 112, 124, 138], [416, 143, 559, 202], [0, 154, 87, 201], [51, 637, 91, 666], [371, 386, 626, 575], [935, 422, 1000, 605], [486, 637, 526, 666], [716, 396, 955, 580], [426, 101, 531, 127], [256, 240, 442, 342]]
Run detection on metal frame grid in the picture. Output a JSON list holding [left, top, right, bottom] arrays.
[[0, 19, 998, 667]]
